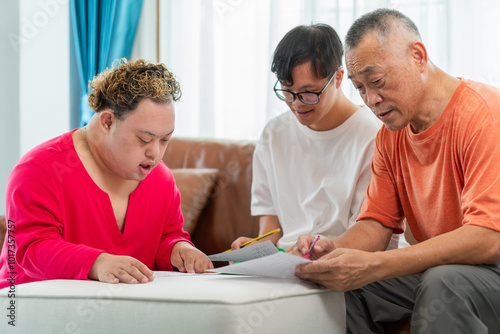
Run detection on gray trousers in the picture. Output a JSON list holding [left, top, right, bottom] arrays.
[[345, 262, 500, 334]]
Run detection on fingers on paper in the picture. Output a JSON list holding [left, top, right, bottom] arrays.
[[173, 243, 214, 273], [91, 253, 153, 284]]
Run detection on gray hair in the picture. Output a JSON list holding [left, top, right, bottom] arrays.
[[345, 8, 421, 50]]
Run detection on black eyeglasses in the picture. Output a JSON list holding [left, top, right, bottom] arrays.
[[273, 71, 337, 105]]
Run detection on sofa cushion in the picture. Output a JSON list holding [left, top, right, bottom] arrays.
[[171, 168, 219, 234]]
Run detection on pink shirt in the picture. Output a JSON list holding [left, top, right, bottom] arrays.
[[0, 130, 191, 288]]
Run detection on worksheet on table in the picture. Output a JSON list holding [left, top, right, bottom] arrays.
[[208, 252, 311, 279], [207, 240, 279, 262]]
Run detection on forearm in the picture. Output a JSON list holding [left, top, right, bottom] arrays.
[[334, 219, 394, 252], [258, 215, 283, 245], [19, 238, 103, 280], [375, 224, 500, 280]]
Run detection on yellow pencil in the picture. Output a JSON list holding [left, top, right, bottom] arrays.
[[223, 228, 281, 252]]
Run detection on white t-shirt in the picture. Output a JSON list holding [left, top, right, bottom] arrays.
[[252, 106, 405, 250]]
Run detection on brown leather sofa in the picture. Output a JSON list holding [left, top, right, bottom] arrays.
[[162, 137, 260, 257]]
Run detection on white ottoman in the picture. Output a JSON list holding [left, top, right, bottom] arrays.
[[0, 274, 345, 333]]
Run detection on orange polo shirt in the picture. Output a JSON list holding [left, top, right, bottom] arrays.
[[358, 79, 500, 242]]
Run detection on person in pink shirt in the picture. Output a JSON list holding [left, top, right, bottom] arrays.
[[0, 59, 213, 289]]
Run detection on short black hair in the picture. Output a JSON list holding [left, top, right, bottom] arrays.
[[345, 8, 421, 50], [271, 24, 343, 86]]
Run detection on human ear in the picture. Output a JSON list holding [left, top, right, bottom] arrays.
[[98, 110, 115, 132], [409, 41, 428, 72], [335, 68, 344, 88]]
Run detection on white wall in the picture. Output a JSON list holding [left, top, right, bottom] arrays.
[[19, 0, 70, 154], [0, 0, 70, 215], [0, 1, 20, 216]]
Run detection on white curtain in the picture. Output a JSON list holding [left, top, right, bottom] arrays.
[[131, 0, 500, 140]]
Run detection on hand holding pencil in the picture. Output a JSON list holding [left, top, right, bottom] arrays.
[[287, 234, 335, 260], [228, 228, 281, 252], [304, 235, 320, 259]]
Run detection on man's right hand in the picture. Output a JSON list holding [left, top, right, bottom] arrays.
[[287, 234, 336, 260], [88, 253, 154, 284]]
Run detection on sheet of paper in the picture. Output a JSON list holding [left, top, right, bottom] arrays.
[[208, 252, 311, 279], [208, 240, 279, 262], [153, 271, 217, 278]]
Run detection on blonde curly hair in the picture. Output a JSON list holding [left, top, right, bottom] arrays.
[[88, 58, 181, 120]]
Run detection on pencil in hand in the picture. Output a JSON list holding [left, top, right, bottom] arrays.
[[224, 228, 281, 252], [304, 235, 320, 259]]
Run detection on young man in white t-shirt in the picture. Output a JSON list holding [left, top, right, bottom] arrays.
[[232, 24, 405, 251]]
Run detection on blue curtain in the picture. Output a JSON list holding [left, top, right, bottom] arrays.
[[70, 0, 144, 127]]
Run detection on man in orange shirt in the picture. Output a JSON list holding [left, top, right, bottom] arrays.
[[290, 8, 500, 333]]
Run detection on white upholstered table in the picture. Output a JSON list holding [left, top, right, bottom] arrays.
[[0, 274, 345, 333]]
